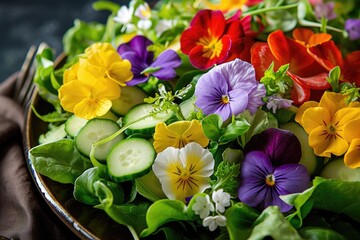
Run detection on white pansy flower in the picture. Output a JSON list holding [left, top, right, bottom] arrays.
[[192, 194, 215, 219], [114, 5, 133, 24], [202, 215, 227, 231], [212, 189, 231, 213]]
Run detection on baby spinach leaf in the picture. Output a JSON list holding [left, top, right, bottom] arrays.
[[225, 202, 259, 240], [202, 114, 224, 141], [249, 206, 302, 240], [74, 166, 124, 206], [219, 118, 251, 143], [29, 139, 92, 184], [282, 177, 360, 228], [141, 199, 195, 237]]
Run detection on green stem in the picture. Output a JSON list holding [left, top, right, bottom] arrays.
[[127, 225, 140, 240], [299, 19, 345, 33], [242, 3, 299, 16]]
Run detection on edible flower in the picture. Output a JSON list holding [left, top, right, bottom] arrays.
[[194, 58, 266, 121], [152, 142, 214, 202], [199, 0, 247, 12], [192, 194, 215, 219], [238, 128, 310, 212], [296, 92, 360, 157], [180, 9, 246, 70], [211, 189, 231, 213], [153, 120, 209, 153], [59, 43, 132, 119], [343, 119, 360, 168], [345, 18, 360, 41], [118, 35, 181, 86], [202, 215, 227, 231]]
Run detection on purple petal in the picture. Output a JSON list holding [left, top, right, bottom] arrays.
[[238, 151, 274, 208], [228, 88, 248, 116], [118, 35, 154, 63], [244, 128, 301, 166], [126, 76, 149, 86], [150, 50, 182, 69], [246, 84, 266, 114], [273, 164, 310, 195], [152, 68, 177, 80], [345, 19, 360, 41]]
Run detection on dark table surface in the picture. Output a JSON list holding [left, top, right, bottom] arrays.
[[0, 0, 131, 83]]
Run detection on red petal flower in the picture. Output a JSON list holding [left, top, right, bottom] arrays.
[[342, 50, 360, 85]]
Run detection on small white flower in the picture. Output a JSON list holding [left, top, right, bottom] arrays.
[[137, 19, 152, 30], [266, 94, 293, 114], [192, 195, 215, 219], [135, 3, 151, 20], [155, 19, 175, 36], [212, 189, 231, 213], [202, 215, 227, 231], [114, 5, 133, 24]]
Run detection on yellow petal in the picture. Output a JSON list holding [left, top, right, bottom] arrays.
[[295, 101, 318, 125], [73, 98, 112, 120], [348, 101, 360, 108], [318, 92, 347, 117], [301, 107, 330, 134], [107, 59, 133, 85], [344, 138, 360, 168], [181, 120, 209, 147], [309, 126, 348, 157], [343, 119, 360, 142], [85, 42, 115, 57], [58, 80, 91, 112], [153, 122, 181, 153], [63, 62, 79, 84], [334, 108, 360, 130]]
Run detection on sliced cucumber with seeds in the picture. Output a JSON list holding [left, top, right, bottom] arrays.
[[123, 103, 174, 137], [107, 138, 155, 182], [75, 118, 124, 161], [111, 86, 147, 116], [65, 115, 88, 137]]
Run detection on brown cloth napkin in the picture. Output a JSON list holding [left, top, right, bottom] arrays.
[[0, 74, 78, 239]]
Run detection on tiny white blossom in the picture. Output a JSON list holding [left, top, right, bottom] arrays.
[[135, 3, 151, 20], [202, 215, 227, 231], [212, 189, 231, 213], [266, 94, 293, 114], [155, 19, 175, 36], [137, 19, 152, 30], [114, 5, 133, 24], [192, 195, 215, 219]]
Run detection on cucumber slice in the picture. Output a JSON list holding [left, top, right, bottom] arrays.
[[75, 118, 124, 161], [107, 138, 155, 182], [65, 115, 88, 137], [111, 86, 147, 116], [320, 158, 360, 181], [280, 122, 322, 175], [179, 95, 197, 120], [123, 103, 174, 137]]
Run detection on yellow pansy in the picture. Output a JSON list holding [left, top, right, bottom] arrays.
[[153, 120, 209, 153], [297, 92, 360, 157], [59, 72, 120, 120], [79, 42, 133, 86], [63, 62, 79, 84], [343, 119, 360, 168], [152, 142, 214, 202]]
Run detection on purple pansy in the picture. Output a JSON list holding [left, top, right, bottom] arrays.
[[345, 18, 360, 41], [194, 59, 266, 121], [117, 35, 181, 86], [238, 128, 310, 212]]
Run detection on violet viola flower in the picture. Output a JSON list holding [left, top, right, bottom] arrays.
[[117, 35, 181, 86], [238, 128, 310, 212], [345, 19, 360, 41], [194, 59, 266, 121]]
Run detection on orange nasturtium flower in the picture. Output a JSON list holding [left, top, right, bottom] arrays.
[[59, 42, 133, 119], [296, 92, 360, 158], [292, 28, 332, 48], [153, 120, 209, 153]]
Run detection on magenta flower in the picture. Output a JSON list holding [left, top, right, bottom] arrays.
[[345, 19, 360, 41], [194, 59, 266, 121], [238, 128, 310, 212], [117, 35, 181, 86]]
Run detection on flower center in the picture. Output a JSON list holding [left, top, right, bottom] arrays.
[[197, 36, 223, 59], [221, 95, 230, 104], [173, 164, 199, 190], [323, 122, 341, 140], [265, 174, 276, 186]]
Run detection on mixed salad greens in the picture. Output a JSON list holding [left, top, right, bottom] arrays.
[[28, 0, 360, 239]]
